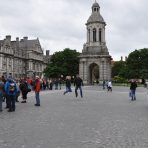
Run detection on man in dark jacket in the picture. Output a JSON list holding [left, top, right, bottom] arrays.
[[130, 80, 137, 101], [19, 79, 29, 103], [74, 74, 83, 98]]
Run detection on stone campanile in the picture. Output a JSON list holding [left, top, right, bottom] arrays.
[[79, 1, 112, 84]]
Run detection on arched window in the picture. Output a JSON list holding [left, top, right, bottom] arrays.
[[93, 28, 96, 42], [99, 28, 102, 42]]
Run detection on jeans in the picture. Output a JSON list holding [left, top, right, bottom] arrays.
[[131, 89, 136, 100], [64, 86, 72, 94], [8, 95, 16, 111], [75, 86, 83, 97], [35, 92, 40, 105]]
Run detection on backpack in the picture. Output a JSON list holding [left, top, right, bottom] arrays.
[[9, 82, 16, 93]]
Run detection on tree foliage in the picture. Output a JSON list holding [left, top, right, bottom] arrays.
[[126, 48, 148, 79], [112, 61, 126, 78], [44, 48, 80, 78], [112, 48, 148, 79]]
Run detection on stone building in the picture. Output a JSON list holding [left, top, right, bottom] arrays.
[[0, 35, 50, 79], [79, 1, 112, 84]]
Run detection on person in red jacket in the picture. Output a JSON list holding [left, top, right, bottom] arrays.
[[34, 76, 41, 106]]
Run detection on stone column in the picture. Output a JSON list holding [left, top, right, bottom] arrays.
[[102, 27, 105, 43], [0, 54, 2, 69], [79, 59, 88, 84], [90, 28, 93, 42]]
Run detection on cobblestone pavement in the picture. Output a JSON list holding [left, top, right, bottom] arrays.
[[0, 85, 148, 148]]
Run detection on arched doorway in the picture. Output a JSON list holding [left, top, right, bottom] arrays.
[[89, 63, 99, 84]]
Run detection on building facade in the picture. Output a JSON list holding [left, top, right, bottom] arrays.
[[79, 2, 112, 84], [0, 35, 50, 79]]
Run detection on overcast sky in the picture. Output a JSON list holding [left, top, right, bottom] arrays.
[[0, 0, 148, 60]]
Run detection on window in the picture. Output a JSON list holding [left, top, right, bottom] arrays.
[[99, 29, 102, 42], [93, 28, 96, 42]]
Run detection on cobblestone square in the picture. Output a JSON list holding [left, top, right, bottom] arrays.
[[0, 86, 148, 148]]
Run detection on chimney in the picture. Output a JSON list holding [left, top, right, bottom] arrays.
[[6, 35, 11, 41], [23, 36, 28, 40], [46, 50, 50, 56], [125, 56, 127, 61], [16, 37, 19, 42]]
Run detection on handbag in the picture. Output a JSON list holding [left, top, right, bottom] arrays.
[[27, 85, 31, 92]]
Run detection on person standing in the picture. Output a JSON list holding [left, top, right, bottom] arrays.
[[130, 80, 137, 101], [49, 79, 53, 90], [34, 76, 41, 106], [0, 77, 4, 112], [74, 74, 83, 98], [19, 79, 29, 103], [63, 76, 72, 95], [102, 80, 106, 89], [107, 81, 112, 92], [4, 78, 17, 112]]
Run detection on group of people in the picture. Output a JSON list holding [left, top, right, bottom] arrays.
[[0, 75, 41, 112], [63, 74, 83, 98], [103, 79, 139, 101], [0, 72, 143, 113], [0, 74, 84, 112]]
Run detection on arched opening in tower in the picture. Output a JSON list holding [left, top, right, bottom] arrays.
[[89, 63, 99, 84]]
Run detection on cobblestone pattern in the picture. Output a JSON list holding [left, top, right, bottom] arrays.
[[0, 86, 148, 148]]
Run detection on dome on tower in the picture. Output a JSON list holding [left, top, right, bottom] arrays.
[[92, 2, 100, 8], [87, 13, 105, 24], [86, 2, 105, 25]]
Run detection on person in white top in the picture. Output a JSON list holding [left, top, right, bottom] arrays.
[[107, 81, 112, 92]]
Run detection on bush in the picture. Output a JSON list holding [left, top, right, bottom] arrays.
[[113, 76, 128, 83]]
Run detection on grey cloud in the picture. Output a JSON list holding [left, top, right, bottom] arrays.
[[0, 0, 148, 60]]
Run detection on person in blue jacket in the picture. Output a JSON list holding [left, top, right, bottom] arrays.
[[5, 78, 17, 112]]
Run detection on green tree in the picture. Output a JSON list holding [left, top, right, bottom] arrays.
[[126, 48, 148, 79], [44, 48, 80, 78], [112, 61, 126, 78]]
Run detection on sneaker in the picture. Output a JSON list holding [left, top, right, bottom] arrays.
[[21, 101, 27, 103], [34, 104, 40, 106]]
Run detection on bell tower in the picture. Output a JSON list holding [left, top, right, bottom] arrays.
[[79, 1, 112, 84]]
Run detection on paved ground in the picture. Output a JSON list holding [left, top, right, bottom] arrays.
[[0, 85, 148, 148]]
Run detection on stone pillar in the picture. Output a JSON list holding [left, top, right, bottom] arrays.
[[90, 28, 93, 42], [0, 55, 2, 69], [102, 28, 105, 43], [100, 60, 105, 80], [79, 59, 88, 84], [87, 28, 89, 43]]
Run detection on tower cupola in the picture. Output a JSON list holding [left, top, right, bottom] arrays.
[[92, 2, 100, 13]]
